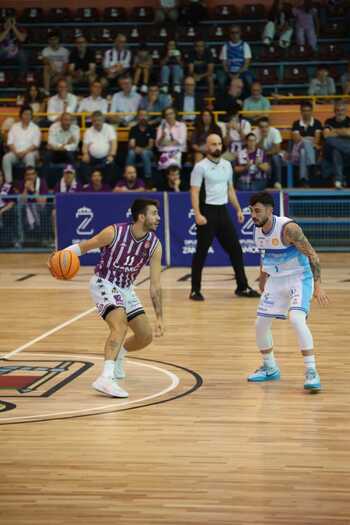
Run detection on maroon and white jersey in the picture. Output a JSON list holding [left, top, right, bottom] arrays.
[[95, 223, 159, 288]]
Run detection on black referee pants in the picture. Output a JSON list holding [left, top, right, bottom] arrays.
[[191, 204, 249, 293]]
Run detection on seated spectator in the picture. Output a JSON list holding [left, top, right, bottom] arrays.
[[2, 106, 41, 183], [234, 133, 270, 191], [103, 33, 132, 85], [160, 40, 184, 94], [243, 82, 271, 121], [174, 76, 203, 123], [262, 0, 294, 48], [127, 109, 155, 180], [46, 112, 80, 166], [113, 165, 145, 192], [139, 84, 171, 126], [78, 80, 109, 115], [323, 101, 350, 189], [0, 16, 28, 81], [155, 0, 178, 24], [110, 75, 141, 126], [214, 77, 244, 115], [82, 111, 117, 184], [187, 39, 215, 96], [292, 0, 319, 51], [42, 31, 69, 94], [133, 43, 153, 94], [156, 107, 187, 170], [217, 25, 254, 94], [291, 102, 323, 186], [18, 166, 49, 236], [68, 34, 96, 86], [222, 106, 252, 162], [254, 116, 283, 189], [162, 165, 182, 192], [47, 79, 78, 123], [308, 67, 336, 98], [17, 84, 46, 115], [191, 110, 222, 164], [341, 62, 350, 95], [83, 169, 111, 192], [54, 165, 82, 193], [0, 169, 16, 244]]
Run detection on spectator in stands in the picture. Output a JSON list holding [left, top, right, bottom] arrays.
[[262, 0, 294, 48], [308, 67, 336, 97], [103, 33, 132, 85], [323, 101, 350, 189], [174, 76, 203, 123], [155, 0, 179, 24], [54, 165, 82, 193], [113, 165, 145, 192], [83, 169, 111, 192], [243, 82, 271, 120], [127, 109, 155, 180], [46, 112, 80, 166], [340, 62, 350, 95], [254, 116, 283, 189], [18, 166, 49, 235], [222, 106, 252, 163], [68, 35, 96, 86], [82, 111, 117, 184], [110, 75, 141, 126], [42, 31, 69, 94], [78, 80, 109, 115], [191, 110, 222, 164], [47, 78, 78, 123], [162, 165, 182, 192], [214, 77, 244, 115], [2, 106, 41, 183], [234, 133, 270, 190], [139, 84, 171, 126], [187, 39, 215, 96], [0, 169, 16, 244], [0, 16, 28, 81], [291, 101, 323, 186], [18, 84, 46, 115], [160, 40, 184, 94], [133, 44, 153, 94], [292, 0, 319, 51], [218, 25, 253, 93], [156, 107, 187, 169]]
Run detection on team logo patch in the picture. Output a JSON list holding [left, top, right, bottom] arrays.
[[272, 238, 279, 246]]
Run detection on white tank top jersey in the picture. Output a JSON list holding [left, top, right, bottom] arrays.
[[253, 215, 312, 278]]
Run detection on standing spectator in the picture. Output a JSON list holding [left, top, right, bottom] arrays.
[[341, 62, 350, 95], [156, 107, 187, 169], [78, 81, 109, 115], [82, 111, 117, 184], [68, 35, 96, 86], [323, 101, 350, 189], [292, 0, 319, 51], [160, 40, 184, 94], [191, 110, 222, 164], [2, 106, 41, 183], [103, 33, 132, 85], [133, 44, 153, 94], [308, 67, 336, 98], [254, 116, 283, 189], [222, 107, 252, 163], [127, 109, 155, 180], [17, 84, 46, 115], [218, 25, 253, 93], [110, 75, 141, 126], [214, 77, 244, 114], [46, 112, 80, 166], [139, 84, 171, 126], [47, 78, 78, 123], [42, 31, 69, 94], [162, 165, 182, 191], [54, 165, 82, 193], [0, 16, 28, 81], [174, 76, 203, 123], [243, 82, 271, 120], [234, 133, 270, 190], [187, 39, 215, 96], [155, 0, 178, 24], [262, 0, 294, 48], [83, 170, 111, 192], [291, 102, 323, 186], [0, 169, 16, 244], [113, 165, 145, 192]]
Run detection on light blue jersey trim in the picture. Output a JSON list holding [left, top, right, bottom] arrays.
[[257, 312, 288, 320]]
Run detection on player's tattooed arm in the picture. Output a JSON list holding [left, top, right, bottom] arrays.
[[284, 223, 321, 282], [150, 242, 164, 336]]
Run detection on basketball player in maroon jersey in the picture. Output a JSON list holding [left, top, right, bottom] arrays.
[[62, 199, 163, 398]]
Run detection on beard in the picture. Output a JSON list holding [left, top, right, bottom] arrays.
[[254, 217, 269, 228], [211, 149, 222, 158]]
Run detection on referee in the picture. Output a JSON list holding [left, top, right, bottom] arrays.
[[190, 134, 260, 301]]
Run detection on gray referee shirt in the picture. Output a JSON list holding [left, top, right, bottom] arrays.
[[190, 157, 233, 205]]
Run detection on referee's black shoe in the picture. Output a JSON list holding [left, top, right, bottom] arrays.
[[189, 291, 205, 301], [235, 286, 260, 298]]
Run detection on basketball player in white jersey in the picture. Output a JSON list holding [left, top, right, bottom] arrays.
[[55, 198, 163, 398], [247, 191, 329, 391]]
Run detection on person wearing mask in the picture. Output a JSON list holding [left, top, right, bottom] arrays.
[[234, 133, 270, 190], [127, 109, 155, 180], [113, 165, 145, 192]]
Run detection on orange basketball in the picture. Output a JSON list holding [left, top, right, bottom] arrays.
[[49, 250, 80, 280]]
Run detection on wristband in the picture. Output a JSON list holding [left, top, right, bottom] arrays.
[[66, 244, 82, 257]]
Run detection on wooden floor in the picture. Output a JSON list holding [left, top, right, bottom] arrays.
[[1, 253, 350, 525]]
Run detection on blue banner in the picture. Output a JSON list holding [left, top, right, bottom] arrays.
[[56, 192, 166, 266], [168, 191, 281, 266]]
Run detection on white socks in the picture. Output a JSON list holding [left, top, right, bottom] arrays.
[[263, 351, 277, 370], [304, 354, 316, 371], [114, 346, 127, 372], [102, 360, 115, 379]]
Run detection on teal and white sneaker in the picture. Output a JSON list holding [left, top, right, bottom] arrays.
[[304, 369, 321, 392], [247, 365, 281, 382]]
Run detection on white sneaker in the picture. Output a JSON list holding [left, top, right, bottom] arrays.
[[304, 369, 321, 392], [92, 376, 128, 398], [114, 349, 126, 379]]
